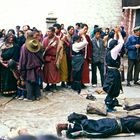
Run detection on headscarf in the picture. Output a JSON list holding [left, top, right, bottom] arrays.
[[108, 39, 118, 51]]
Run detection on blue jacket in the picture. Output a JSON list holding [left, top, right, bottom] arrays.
[[125, 35, 140, 60]]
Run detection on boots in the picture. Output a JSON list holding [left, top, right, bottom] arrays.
[[56, 123, 68, 136]]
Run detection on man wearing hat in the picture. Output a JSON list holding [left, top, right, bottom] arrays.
[[19, 33, 43, 101], [125, 25, 140, 86], [103, 26, 124, 112]]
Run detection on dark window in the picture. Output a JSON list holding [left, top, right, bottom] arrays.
[[122, 0, 140, 7], [135, 9, 140, 26]]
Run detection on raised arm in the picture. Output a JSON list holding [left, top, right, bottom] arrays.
[[111, 27, 124, 60]]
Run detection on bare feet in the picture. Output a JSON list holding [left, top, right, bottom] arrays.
[[123, 105, 131, 111]]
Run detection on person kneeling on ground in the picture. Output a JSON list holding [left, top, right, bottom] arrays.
[[103, 26, 124, 112]]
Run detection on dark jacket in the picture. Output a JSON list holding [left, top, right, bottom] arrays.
[[91, 37, 106, 63], [19, 44, 43, 82]]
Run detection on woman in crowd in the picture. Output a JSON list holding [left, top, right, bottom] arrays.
[[0, 33, 20, 95]]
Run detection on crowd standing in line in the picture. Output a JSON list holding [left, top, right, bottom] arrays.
[[0, 23, 140, 109]]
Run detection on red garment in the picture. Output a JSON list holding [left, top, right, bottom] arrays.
[[43, 36, 60, 83], [81, 35, 92, 83]]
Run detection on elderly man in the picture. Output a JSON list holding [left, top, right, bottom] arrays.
[[19, 32, 43, 101], [125, 26, 140, 86]]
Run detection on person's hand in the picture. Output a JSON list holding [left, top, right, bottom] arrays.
[[21, 81, 25, 86], [135, 44, 140, 48], [17, 80, 20, 86], [78, 28, 85, 36], [114, 26, 120, 33], [2, 62, 8, 67], [61, 35, 67, 42], [88, 58, 92, 63]]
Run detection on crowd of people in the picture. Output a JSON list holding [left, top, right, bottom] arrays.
[[0, 23, 140, 107]]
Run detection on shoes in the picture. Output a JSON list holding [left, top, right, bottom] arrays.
[[95, 89, 106, 94], [77, 89, 81, 94], [18, 95, 24, 100], [107, 107, 116, 112], [92, 84, 97, 87], [43, 86, 50, 92], [81, 84, 87, 89], [15, 96, 19, 99], [61, 82, 66, 88], [25, 99, 34, 102], [36, 97, 41, 101], [134, 82, 140, 85], [123, 105, 130, 111], [127, 82, 131, 86], [86, 94, 96, 101]]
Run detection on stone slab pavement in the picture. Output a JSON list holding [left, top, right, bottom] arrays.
[[0, 82, 140, 139]]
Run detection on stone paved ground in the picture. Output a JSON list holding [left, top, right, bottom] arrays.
[[0, 83, 140, 139], [0, 57, 140, 139]]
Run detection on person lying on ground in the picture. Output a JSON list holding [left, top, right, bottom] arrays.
[[123, 104, 140, 111], [56, 112, 140, 138]]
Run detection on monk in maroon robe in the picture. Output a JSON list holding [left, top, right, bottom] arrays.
[[80, 24, 92, 86], [43, 27, 61, 90]]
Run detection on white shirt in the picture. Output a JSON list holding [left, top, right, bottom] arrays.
[[111, 32, 124, 60], [96, 39, 100, 48], [72, 38, 88, 58]]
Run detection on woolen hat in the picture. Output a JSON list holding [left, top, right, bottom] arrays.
[[72, 34, 80, 43], [133, 25, 140, 32], [108, 39, 118, 50]]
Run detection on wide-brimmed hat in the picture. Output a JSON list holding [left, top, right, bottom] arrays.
[[25, 37, 41, 53]]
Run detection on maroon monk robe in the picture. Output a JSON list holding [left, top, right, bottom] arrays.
[[81, 35, 92, 84], [43, 36, 60, 84]]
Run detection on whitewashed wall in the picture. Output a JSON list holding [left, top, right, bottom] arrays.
[[0, 0, 122, 33], [58, 0, 122, 30]]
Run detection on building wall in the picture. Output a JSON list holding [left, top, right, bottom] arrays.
[[56, 0, 122, 31], [0, 0, 122, 33]]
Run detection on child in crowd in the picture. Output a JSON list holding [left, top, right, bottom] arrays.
[[8, 59, 27, 100], [16, 78, 27, 100]]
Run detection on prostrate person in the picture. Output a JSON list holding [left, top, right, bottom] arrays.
[[56, 112, 140, 139], [124, 104, 140, 111]]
